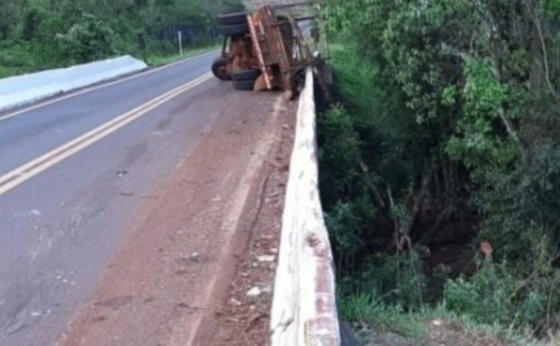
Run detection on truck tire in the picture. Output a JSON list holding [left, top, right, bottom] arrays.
[[219, 23, 249, 36], [231, 69, 260, 81], [212, 57, 231, 81], [217, 12, 247, 26], [232, 78, 256, 91]]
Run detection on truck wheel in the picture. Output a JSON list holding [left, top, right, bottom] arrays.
[[217, 12, 247, 26], [231, 69, 261, 81], [232, 78, 256, 91], [212, 57, 231, 81], [219, 23, 249, 36]]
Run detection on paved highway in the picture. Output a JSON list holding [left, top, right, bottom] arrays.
[[0, 52, 224, 346]]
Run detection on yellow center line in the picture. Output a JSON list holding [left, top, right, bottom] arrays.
[[0, 72, 213, 197], [0, 50, 219, 123]]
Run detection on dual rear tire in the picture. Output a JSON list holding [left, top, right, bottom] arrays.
[[212, 57, 260, 91], [217, 12, 249, 36], [232, 69, 261, 91], [215, 12, 260, 90], [217, 12, 247, 26], [212, 57, 231, 81]]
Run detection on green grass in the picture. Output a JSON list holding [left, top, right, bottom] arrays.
[[0, 66, 28, 79], [340, 292, 429, 342], [339, 292, 556, 346], [146, 44, 221, 67]]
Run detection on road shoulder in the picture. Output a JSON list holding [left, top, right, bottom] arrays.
[[191, 95, 296, 346], [57, 91, 295, 346]]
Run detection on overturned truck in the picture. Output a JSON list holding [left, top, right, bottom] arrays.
[[211, 3, 321, 97]]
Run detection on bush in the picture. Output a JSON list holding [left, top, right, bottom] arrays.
[[444, 263, 546, 329], [341, 251, 427, 310], [58, 14, 116, 64], [318, 106, 363, 206], [321, 0, 560, 338], [0, 0, 245, 78]]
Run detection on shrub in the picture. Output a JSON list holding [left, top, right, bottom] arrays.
[[444, 263, 547, 328], [58, 14, 116, 64], [341, 251, 428, 310]]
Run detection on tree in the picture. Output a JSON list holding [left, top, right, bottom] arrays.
[[0, 0, 244, 76], [0, 0, 21, 38], [321, 0, 560, 332], [58, 14, 116, 63]]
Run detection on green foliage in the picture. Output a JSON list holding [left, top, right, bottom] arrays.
[[58, 14, 116, 64], [340, 290, 546, 346], [320, 0, 560, 339], [341, 251, 427, 310], [0, 40, 50, 77], [319, 105, 381, 267], [318, 106, 363, 205], [339, 292, 382, 323], [339, 292, 428, 341], [0, 0, 244, 76], [444, 263, 546, 328], [446, 58, 519, 175], [326, 202, 365, 257], [544, 0, 560, 17], [478, 142, 560, 265]]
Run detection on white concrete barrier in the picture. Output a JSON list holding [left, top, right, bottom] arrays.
[[0, 55, 148, 112], [270, 68, 340, 346]]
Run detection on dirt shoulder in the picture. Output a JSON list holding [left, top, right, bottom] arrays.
[[57, 90, 296, 346], [190, 93, 295, 346]]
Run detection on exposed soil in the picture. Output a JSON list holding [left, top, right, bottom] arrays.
[[191, 95, 296, 346], [56, 90, 296, 346]]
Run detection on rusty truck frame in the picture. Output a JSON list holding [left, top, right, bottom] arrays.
[[212, 2, 322, 97]]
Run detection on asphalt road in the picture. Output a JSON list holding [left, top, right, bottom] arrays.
[[0, 51, 223, 346]]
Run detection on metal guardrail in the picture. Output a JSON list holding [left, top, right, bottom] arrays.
[[270, 68, 340, 346]]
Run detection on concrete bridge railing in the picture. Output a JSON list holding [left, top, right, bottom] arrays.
[[0, 55, 147, 112], [270, 68, 341, 346]]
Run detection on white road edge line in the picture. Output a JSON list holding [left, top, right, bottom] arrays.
[[0, 72, 213, 197], [0, 50, 219, 123]]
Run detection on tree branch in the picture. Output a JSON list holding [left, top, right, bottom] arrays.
[[525, 1, 560, 105]]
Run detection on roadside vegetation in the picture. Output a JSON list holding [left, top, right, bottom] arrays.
[[146, 44, 220, 68], [0, 0, 243, 78], [319, 1, 560, 345]]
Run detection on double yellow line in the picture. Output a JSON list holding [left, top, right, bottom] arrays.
[[0, 72, 213, 197]]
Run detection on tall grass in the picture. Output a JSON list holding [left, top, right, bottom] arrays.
[[339, 291, 554, 346]]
